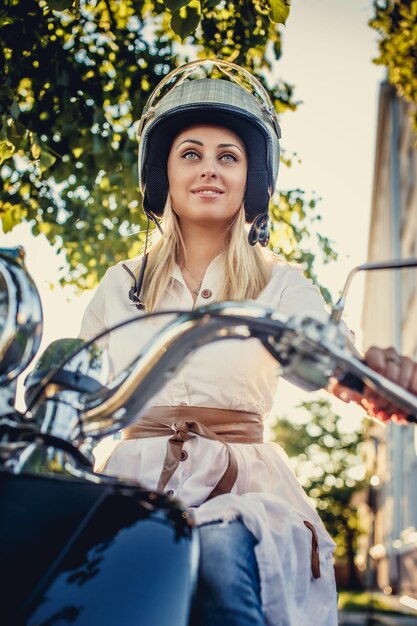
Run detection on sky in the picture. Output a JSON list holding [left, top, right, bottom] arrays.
[[277, 0, 384, 322], [2, 0, 385, 424], [267, 0, 385, 426]]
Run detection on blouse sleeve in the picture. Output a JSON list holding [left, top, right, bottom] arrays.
[[274, 264, 353, 339], [275, 265, 328, 319]]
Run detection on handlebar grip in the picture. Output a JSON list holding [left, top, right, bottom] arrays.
[[337, 372, 364, 393], [337, 371, 417, 424]]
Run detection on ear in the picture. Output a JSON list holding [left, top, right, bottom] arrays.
[[248, 214, 270, 247]]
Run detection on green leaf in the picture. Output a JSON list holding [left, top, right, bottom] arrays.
[[39, 150, 57, 173], [270, 0, 290, 25], [10, 101, 21, 120], [47, 0, 74, 11], [0, 139, 15, 165], [165, 0, 190, 11], [93, 134, 105, 155], [1, 211, 14, 233], [69, 0, 80, 18], [1, 207, 21, 233], [202, 0, 221, 8], [0, 0, 307, 291], [9, 122, 21, 144], [31, 138, 41, 160], [72, 146, 83, 158], [170, 4, 201, 39], [0, 13, 13, 27]]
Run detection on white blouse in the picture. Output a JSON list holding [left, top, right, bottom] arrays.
[[79, 252, 338, 626], [80, 253, 329, 414]]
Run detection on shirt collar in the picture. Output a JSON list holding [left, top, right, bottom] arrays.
[[170, 253, 224, 286]]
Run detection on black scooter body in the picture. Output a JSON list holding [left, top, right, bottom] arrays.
[[1, 471, 197, 626]]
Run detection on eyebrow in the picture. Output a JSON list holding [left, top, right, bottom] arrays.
[[175, 138, 245, 155]]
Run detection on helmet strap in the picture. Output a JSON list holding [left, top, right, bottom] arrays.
[[123, 216, 153, 310], [144, 202, 164, 235], [248, 214, 270, 247]]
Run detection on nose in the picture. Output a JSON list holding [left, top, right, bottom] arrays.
[[199, 156, 218, 178]]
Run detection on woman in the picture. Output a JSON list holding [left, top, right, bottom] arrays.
[[80, 60, 416, 626]]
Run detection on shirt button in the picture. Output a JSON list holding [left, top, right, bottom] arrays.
[[180, 450, 188, 461], [166, 490, 174, 497], [201, 289, 212, 299]]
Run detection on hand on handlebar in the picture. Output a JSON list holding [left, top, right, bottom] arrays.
[[332, 347, 417, 424]]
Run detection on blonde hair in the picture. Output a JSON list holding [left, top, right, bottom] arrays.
[[141, 199, 270, 311]]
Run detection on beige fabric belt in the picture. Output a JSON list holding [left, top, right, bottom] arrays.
[[122, 406, 264, 499]]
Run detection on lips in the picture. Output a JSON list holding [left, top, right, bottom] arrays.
[[191, 186, 225, 196]]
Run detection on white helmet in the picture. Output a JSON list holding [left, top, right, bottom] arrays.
[[137, 59, 281, 246]]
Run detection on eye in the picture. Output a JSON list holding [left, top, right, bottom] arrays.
[[181, 150, 200, 160], [220, 153, 238, 163]]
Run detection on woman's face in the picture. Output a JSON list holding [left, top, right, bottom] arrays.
[[167, 125, 247, 229]]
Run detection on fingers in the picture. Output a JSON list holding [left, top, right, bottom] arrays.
[[330, 346, 417, 424], [362, 346, 417, 422], [364, 346, 388, 373], [408, 358, 417, 395], [365, 346, 401, 378], [360, 395, 409, 425], [364, 346, 417, 395]]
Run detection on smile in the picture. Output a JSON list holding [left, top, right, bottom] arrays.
[[191, 187, 225, 197]]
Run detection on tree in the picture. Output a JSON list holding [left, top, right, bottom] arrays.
[[0, 0, 335, 293], [370, 0, 417, 134], [271, 398, 366, 589]]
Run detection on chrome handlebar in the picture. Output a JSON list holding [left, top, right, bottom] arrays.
[[26, 302, 417, 450], [2, 248, 417, 476]]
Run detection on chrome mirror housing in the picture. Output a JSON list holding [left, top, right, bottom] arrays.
[[25, 338, 111, 446], [330, 257, 417, 324], [0, 247, 43, 386]]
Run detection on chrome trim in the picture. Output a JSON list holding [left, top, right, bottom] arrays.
[[0, 249, 43, 385], [19, 258, 417, 474], [27, 298, 417, 455], [331, 258, 417, 324], [79, 302, 286, 437]]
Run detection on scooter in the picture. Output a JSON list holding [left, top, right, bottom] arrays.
[[1, 247, 417, 626]]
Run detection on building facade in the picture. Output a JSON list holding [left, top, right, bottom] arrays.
[[361, 81, 417, 596]]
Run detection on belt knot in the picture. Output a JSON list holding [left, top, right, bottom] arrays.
[[171, 421, 195, 442]]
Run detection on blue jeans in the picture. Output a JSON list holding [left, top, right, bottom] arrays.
[[190, 518, 266, 626]]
